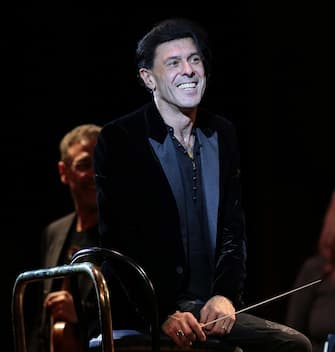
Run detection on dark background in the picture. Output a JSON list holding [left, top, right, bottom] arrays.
[[4, 2, 333, 351]]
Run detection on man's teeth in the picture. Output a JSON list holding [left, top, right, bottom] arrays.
[[178, 83, 196, 89]]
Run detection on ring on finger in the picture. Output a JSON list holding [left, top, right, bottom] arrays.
[[176, 329, 185, 337]]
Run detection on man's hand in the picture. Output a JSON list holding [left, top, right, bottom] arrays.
[[44, 290, 78, 323], [162, 310, 206, 348], [200, 295, 236, 335]]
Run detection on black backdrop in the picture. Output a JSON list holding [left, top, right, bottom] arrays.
[[4, 2, 333, 351]]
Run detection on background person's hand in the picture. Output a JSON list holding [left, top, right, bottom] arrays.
[[44, 290, 78, 323]]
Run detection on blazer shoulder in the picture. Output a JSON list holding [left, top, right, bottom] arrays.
[[43, 212, 76, 237], [198, 107, 236, 130], [102, 104, 149, 130]]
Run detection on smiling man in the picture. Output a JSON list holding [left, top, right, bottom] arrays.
[[93, 18, 312, 352]]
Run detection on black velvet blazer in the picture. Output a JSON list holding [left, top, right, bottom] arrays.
[[94, 101, 247, 323]]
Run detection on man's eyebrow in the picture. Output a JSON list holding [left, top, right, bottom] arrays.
[[164, 52, 200, 63]]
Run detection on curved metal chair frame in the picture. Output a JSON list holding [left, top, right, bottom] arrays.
[[12, 262, 113, 352], [70, 247, 161, 352]]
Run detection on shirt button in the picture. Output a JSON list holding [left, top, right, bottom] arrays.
[[176, 266, 183, 274]]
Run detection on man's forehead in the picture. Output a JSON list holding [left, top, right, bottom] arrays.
[[155, 37, 197, 59]]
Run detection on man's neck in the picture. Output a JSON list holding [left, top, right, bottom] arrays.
[[154, 98, 197, 137], [75, 209, 98, 232]]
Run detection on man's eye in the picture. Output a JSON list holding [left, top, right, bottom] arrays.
[[191, 56, 201, 64], [167, 60, 179, 67], [72, 159, 92, 171]]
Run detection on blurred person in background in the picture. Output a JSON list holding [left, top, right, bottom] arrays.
[[286, 190, 335, 352], [28, 123, 102, 352]]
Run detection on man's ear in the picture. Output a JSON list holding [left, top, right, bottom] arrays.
[[139, 68, 156, 91], [58, 161, 69, 185]]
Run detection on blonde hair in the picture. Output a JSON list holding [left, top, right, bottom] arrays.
[[59, 124, 102, 161]]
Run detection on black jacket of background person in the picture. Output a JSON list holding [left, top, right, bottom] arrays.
[[27, 213, 100, 351], [94, 101, 247, 328]]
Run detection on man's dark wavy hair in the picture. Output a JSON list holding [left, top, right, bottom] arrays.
[[136, 18, 212, 84]]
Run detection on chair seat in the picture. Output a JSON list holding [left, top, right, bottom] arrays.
[[89, 330, 241, 352]]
